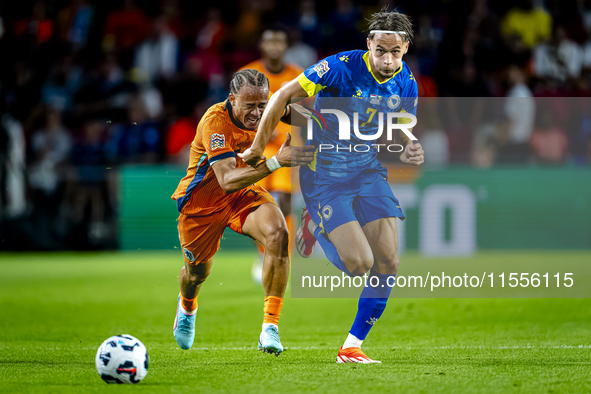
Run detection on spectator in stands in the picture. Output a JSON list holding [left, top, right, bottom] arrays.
[[132, 74, 164, 121], [534, 24, 583, 81], [68, 119, 109, 244], [187, 8, 225, 82], [57, 0, 94, 49], [530, 110, 569, 164], [497, 65, 536, 163], [28, 108, 72, 247], [105, 96, 160, 164], [296, 0, 321, 49], [134, 16, 179, 83], [160, 0, 186, 40], [29, 107, 72, 197], [0, 109, 26, 219], [196, 7, 226, 54], [284, 27, 318, 70], [74, 54, 135, 120], [327, 0, 363, 51], [41, 54, 83, 112], [103, 0, 148, 64], [14, 1, 54, 47], [501, 0, 552, 48], [165, 102, 205, 165]]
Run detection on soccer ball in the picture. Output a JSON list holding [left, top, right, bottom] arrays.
[[95, 334, 149, 384]]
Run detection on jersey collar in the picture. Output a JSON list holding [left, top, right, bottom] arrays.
[[363, 51, 402, 85]]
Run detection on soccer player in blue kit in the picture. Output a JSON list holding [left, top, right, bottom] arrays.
[[240, 10, 425, 363]]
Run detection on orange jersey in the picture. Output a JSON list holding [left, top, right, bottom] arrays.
[[172, 100, 258, 216], [240, 60, 303, 193]]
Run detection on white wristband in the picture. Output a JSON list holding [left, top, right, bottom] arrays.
[[265, 156, 281, 172]]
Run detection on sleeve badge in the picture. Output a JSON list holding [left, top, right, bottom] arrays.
[[313, 60, 330, 78], [211, 133, 226, 150]]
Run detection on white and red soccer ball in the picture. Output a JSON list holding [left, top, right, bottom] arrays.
[[95, 334, 149, 384]]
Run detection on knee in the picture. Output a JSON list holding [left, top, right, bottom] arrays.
[[380, 253, 400, 275], [342, 255, 374, 277], [263, 224, 289, 252]]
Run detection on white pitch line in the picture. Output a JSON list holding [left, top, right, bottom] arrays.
[[161, 345, 591, 351], [4, 345, 591, 351]]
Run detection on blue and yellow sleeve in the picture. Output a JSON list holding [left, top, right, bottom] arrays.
[[297, 55, 341, 97]]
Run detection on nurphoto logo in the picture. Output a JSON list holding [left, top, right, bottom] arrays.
[[305, 109, 418, 152]]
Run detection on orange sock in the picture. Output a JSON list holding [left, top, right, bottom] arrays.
[[263, 296, 284, 325], [181, 293, 197, 312]]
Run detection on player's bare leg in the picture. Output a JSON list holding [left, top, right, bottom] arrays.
[[242, 202, 289, 356], [179, 258, 213, 299], [337, 217, 399, 363], [362, 217, 399, 276], [243, 203, 290, 297], [323, 221, 375, 277], [305, 215, 398, 363], [252, 192, 291, 284], [174, 258, 213, 350], [297, 210, 374, 269]]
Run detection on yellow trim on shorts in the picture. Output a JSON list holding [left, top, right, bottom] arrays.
[[307, 148, 318, 171], [317, 203, 325, 234]]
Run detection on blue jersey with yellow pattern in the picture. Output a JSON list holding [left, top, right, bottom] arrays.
[[297, 49, 418, 180]]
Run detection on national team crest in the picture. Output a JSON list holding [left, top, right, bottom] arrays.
[[183, 248, 195, 262], [211, 133, 225, 150], [314, 60, 330, 78], [321, 205, 333, 221], [387, 94, 401, 109]]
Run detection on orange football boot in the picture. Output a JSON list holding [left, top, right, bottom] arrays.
[[336, 347, 381, 364]]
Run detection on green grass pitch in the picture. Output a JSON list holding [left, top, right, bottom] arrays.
[[1, 251, 590, 393]]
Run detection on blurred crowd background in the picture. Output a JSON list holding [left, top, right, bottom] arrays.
[[1, 0, 591, 250]]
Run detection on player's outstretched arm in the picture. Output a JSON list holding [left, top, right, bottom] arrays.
[[239, 79, 309, 166], [213, 133, 315, 194]]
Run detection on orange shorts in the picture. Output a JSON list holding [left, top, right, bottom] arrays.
[[177, 185, 276, 265]]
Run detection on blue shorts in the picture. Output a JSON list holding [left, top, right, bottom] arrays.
[[300, 167, 405, 234]]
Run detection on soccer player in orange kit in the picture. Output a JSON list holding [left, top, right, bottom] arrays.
[[239, 27, 304, 283], [171, 69, 314, 355]]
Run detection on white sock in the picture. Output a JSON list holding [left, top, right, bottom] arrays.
[[342, 333, 363, 349], [180, 305, 197, 316], [262, 323, 278, 330], [308, 218, 318, 234]]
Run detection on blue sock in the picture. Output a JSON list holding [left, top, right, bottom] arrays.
[[314, 226, 353, 276], [350, 271, 395, 341]]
